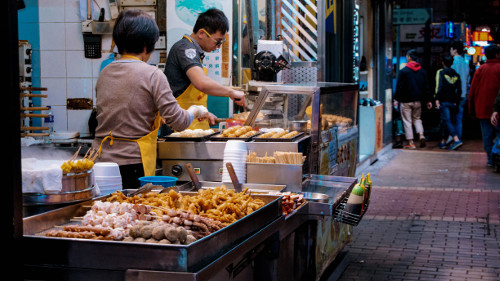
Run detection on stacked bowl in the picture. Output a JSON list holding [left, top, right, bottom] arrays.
[[93, 162, 122, 195], [221, 140, 247, 183]]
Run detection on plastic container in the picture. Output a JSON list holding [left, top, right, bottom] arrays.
[[93, 162, 121, 177], [43, 106, 54, 143], [138, 176, 178, 188]]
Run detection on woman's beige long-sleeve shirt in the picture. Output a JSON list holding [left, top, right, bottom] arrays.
[[91, 59, 192, 166]]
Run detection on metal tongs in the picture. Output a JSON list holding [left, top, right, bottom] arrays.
[[160, 163, 201, 193], [128, 183, 157, 197], [225, 162, 242, 192]]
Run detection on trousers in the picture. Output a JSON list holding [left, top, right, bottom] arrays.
[[400, 101, 424, 141]]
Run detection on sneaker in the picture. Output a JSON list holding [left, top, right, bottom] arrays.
[[419, 138, 426, 148], [449, 140, 463, 150], [393, 142, 403, 149], [445, 136, 453, 146], [438, 142, 447, 149], [404, 144, 416, 150]]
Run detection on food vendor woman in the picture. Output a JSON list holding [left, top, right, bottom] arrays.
[[164, 8, 245, 130], [92, 9, 211, 189]]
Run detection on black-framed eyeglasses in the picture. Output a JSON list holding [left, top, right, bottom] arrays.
[[201, 28, 226, 46]]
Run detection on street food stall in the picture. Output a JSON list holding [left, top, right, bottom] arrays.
[[21, 81, 368, 280], [23, 175, 369, 280]]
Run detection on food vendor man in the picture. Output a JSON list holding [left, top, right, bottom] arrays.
[[92, 9, 211, 189], [164, 8, 245, 130]]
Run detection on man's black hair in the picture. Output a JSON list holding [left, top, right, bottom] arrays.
[[442, 55, 454, 67], [484, 44, 500, 60], [113, 9, 159, 54], [407, 49, 419, 61], [450, 41, 465, 55], [193, 8, 229, 34]]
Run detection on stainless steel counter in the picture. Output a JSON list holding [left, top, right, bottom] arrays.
[[22, 175, 358, 281]]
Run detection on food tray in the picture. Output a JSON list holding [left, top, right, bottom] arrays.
[[22, 191, 282, 273], [163, 131, 220, 142], [209, 132, 262, 142], [252, 131, 306, 142]]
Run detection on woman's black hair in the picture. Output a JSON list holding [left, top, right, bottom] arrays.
[[113, 9, 159, 54], [193, 8, 229, 34]]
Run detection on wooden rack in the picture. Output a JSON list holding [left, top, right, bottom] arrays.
[[20, 86, 50, 138]]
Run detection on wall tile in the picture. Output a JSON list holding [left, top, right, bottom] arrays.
[[39, 0, 65, 23], [65, 23, 84, 51], [41, 78, 67, 106], [51, 105, 68, 133], [68, 109, 92, 136], [67, 78, 93, 99], [66, 50, 93, 77], [40, 50, 66, 77], [39, 22, 66, 50]]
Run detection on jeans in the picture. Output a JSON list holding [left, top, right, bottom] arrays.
[[439, 102, 458, 138], [479, 119, 500, 165], [455, 96, 467, 139]]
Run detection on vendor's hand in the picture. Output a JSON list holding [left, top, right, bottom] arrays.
[[230, 90, 246, 107], [198, 112, 217, 126], [435, 100, 440, 109], [491, 112, 499, 127], [427, 102, 433, 110]]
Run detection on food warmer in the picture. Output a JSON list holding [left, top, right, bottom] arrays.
[[158, 81, 359, 187]]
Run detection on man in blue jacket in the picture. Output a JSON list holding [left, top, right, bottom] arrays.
[[394, 49, 433, 149], [450, 41, 470, 141]]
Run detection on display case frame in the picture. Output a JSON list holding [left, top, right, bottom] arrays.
[[243, 82, 359, 176]]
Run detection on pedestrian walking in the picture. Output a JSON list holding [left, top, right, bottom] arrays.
[[434, 55, 463, 150], [468, 44, 500, 167], [450, 41, 470, 141], [394, 49, 433, 149]]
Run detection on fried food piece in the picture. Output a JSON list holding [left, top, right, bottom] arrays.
[[257, 132, 276, 138], [240, 130, 258, 138], [270, 131, 287, 138], [222, 125, 241, 137], [281, 131, 299, 138]]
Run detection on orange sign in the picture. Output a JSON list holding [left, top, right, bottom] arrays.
[[472, 31, 493, 42]]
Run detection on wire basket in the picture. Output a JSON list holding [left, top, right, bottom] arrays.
[[333, 194, 370, 226]]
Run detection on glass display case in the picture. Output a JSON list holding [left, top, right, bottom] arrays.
[[244, 81, 359, 176]]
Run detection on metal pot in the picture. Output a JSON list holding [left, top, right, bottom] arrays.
[[288, 120, 308, 133], [61, 170, 93, 192]]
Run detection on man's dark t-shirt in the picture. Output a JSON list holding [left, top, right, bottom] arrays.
[[164, 36, 205, 98]]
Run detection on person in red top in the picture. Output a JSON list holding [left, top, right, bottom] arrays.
[[468, 44, 500, 167]]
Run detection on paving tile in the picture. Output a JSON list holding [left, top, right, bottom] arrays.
[[339, 145, 500, 281]]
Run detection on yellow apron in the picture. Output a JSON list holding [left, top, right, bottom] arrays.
[[97, 114, 161, 177], [175, 35, 210, 130], [97, 55, 162, 176]]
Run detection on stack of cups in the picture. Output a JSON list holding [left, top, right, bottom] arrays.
[[92, 162, 123, 195], [221, 140, 247, 184]]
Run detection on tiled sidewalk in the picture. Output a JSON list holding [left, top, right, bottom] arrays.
[[339, 147, 500, 281]]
